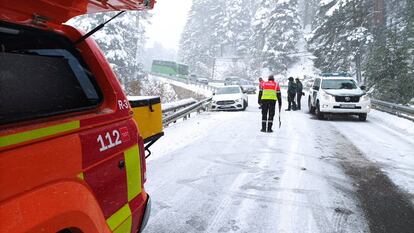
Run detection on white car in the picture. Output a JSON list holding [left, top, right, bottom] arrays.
[[240, 80, 256, 94], [211, 85, 248, 111], [308, 74, 371, 121], [197, 77, 209, 85]]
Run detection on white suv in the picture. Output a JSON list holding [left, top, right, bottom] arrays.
[[308, 74, 371, 121]]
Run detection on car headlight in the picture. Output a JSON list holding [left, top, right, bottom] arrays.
[[321, 92, 335, 102], [235, 98, 242, 102], [360, 94, 370, 102]]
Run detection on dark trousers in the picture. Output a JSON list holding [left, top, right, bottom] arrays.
[[288, 93, 296, 110], [261, 100, 276, 130], [296, 92, 302, 110]]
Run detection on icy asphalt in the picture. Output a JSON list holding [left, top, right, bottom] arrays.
[[143, 95, 414, 233]]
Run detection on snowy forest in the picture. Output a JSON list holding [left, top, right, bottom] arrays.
[[68, 11, 179, 103], [68, 0, 413, 105], [180, 0, 413, 104]]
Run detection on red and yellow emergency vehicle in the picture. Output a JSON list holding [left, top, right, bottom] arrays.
[[0, 1, 163, 232]]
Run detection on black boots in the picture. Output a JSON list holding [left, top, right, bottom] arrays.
[[261, 122, 273, 133], [267, 123, 273, 133], [261, 122, 266, 132]]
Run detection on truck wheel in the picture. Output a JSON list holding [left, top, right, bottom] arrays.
[[315, 102, 324, 120], [358, 113, 367, 121], [308, 97, 315, 113]]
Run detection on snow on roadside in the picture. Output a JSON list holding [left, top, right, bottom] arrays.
[[147, 112, 236, 162], [369, 109, 414, 138], [150, 74, 213, 97], [161, 98, 197, 111]]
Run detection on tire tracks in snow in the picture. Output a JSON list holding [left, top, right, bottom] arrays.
[[317, 125, 414, 233]]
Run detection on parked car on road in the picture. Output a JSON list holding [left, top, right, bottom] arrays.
[[240, 80, 256, 94], [197, 77, 209, 85], [211, 85, 248, 111], [224, 76, 242, 86], [308, 73, 371, 121]]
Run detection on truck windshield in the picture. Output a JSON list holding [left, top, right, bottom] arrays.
[[322, 79, 357, 90], [216, 87, 241, 94]]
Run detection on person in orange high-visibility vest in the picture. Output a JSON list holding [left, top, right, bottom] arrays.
[[260, 75, 282, 132], [258, 77, 264, 109]]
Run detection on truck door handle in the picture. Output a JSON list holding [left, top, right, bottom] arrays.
[[118, 160, 125, 169]]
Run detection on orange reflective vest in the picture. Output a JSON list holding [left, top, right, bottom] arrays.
[[261, 81, 281, 100]]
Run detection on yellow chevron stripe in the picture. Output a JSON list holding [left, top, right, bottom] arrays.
[[0, 121, 80, 147], [113, 216, 132, 233], [106, 204, 131, 231], [124, 145, 142, 201]]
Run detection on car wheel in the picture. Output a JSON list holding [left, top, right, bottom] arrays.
[[358, 113, 367, 121], [242, 100, 247, 111], [315, 102, 324, 119], [308, 97, 315, 113]]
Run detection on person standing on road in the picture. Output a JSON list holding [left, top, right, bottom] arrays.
[[260, 75, 282, 133], [286, 77, 297, 111], [295, 78, 304, 110], [258, 78, 264, 109]]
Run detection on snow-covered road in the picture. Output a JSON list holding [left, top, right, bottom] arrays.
[[143, 95, 414, 233]]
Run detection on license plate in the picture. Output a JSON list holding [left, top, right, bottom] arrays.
[[340, 104, 356, 109]]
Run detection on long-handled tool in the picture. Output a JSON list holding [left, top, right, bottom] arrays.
[[279, 107, 281, 128]]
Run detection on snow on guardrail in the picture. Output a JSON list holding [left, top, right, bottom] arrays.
[[163, 98, 212, 127], [162, 98, 197, 113], [371, 99, 414, 121]]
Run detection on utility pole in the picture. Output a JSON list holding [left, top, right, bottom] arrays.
[[211, 58, 216, 80], [406, 0, 414, 75], [134, 12, 142, 80]]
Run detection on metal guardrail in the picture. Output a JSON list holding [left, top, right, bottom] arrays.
[[371, 99, 414, 121], [162, 98, 197, 113], [163, 98, 212, 126]]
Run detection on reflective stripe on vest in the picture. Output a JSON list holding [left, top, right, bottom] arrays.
[[261, 89, 277, 100], [261, 81, 278, 100]]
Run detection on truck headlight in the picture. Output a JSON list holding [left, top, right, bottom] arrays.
[[321, 92, 335, 102], [360, 94, 370, 102]]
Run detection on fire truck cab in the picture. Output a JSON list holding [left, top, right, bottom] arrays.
[[0, 1, 161, 232]]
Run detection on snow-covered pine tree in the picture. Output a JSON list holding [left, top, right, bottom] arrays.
[[251, 0, 301, 74], [68, 11, 151, 93], [217, 0, 257, 56], [179, 0, 225, 77], [302, 0, 319, 27], [309, 0, 372, 79], [179, 0, 259, 79], [364, 0, 413, 104], [405, 0, 414, 80]]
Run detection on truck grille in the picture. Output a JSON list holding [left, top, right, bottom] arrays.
[[217, 100, 235, 105], [335, 96, 360, 103]]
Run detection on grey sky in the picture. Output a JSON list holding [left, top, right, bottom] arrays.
[[146, 0, 193, 50]]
